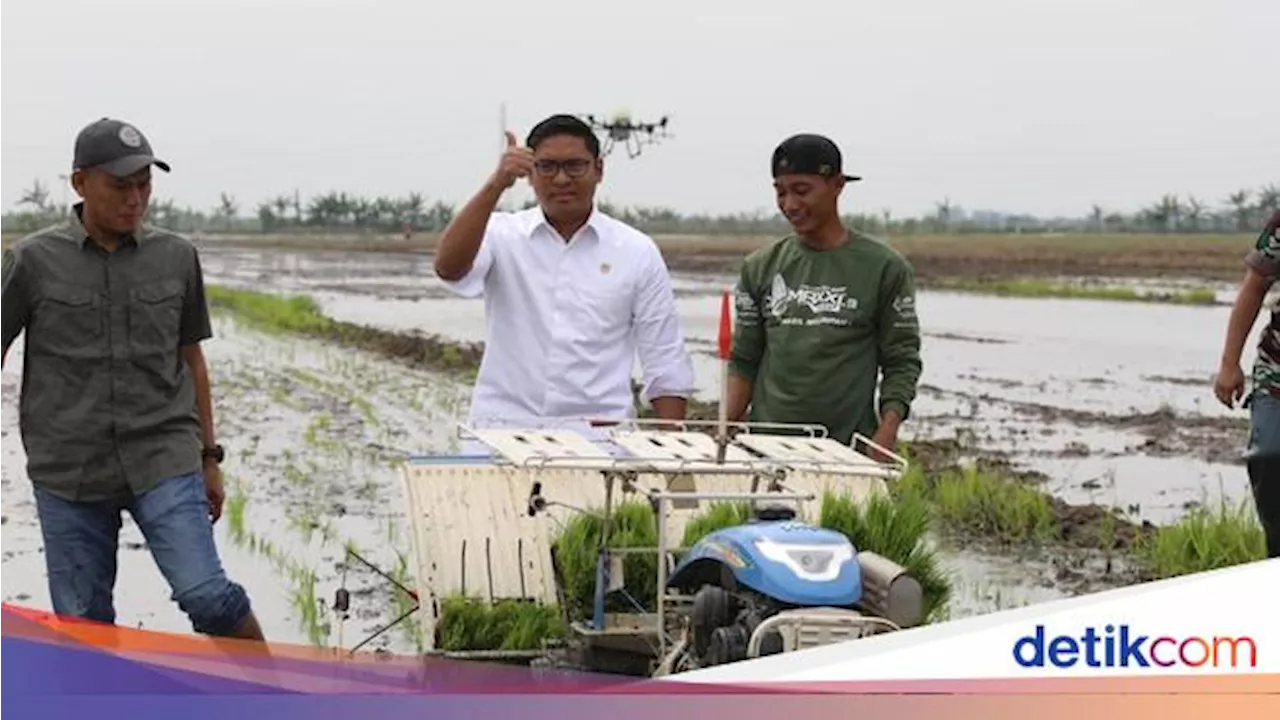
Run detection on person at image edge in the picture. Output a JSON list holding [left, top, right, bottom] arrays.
[[1213, 207, 1280, 559], [0, 117, 265, 640]]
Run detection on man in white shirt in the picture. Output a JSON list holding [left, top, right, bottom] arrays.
[[433, 114, 696, 445]]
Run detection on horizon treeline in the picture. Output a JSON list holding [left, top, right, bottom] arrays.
[[4, 178, 1277, 237]]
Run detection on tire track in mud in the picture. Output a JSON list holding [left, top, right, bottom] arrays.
[[916, 382, 1249, 466]]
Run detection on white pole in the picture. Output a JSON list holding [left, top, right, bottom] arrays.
[[716, 288, 732, 463], [499, 101, 508, 156]]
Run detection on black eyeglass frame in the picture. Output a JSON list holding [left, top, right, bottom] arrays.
[[533, 158, 594, 178]]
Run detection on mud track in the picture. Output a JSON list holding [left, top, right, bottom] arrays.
[[902, 437, 1155, 552], [918, 383, 1248, 466]]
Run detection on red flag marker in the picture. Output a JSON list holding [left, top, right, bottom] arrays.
[[716, 288, 732, 462], [718, 289, 733, 360]]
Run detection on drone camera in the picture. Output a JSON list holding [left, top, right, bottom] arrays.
[[580, 111, 672, 158]]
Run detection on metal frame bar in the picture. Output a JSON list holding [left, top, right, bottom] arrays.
[[850, 433, 910, 472], [457, 417, 832, 438], [746, 613, 901, 658], [454, 422, 906, 478], [518, 454, 793, 475]]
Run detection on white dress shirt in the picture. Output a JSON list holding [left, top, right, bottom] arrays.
[[439, 206, 696, 441]]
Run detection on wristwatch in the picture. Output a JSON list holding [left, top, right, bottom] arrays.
[[202, 444, 225, 464]]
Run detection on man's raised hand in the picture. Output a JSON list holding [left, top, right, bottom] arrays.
[[494, 130, 536, 189]]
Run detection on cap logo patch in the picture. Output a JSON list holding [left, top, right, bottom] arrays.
[[819, 163, 832, 175], [600, 262, 612, 275], [118, 125, 143, 148]]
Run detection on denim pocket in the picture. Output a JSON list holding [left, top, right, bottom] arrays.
[[1248, 393, 1280, 459]]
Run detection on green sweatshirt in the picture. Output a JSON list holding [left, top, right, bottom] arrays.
[[729, 230, 923, 445]]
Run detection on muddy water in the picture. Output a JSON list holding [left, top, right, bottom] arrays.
[[1, 315, 472, 653], [202, 247, 1256, 524], [0, 244, 1251, 652]]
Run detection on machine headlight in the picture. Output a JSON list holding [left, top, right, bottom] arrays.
[[753, 538, 853, 582]]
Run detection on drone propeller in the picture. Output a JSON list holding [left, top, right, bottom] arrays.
[[581, 111, 673, 156]]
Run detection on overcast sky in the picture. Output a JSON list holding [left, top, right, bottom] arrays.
[[3, 0, 1276, 220]]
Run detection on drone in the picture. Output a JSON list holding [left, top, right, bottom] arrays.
[[582, 110, 671, 158]]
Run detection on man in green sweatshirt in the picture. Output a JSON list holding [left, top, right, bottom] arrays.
[[725, 134, 922, 457]]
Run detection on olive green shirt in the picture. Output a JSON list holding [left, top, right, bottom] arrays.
[[1, 205, 213, 502], [729, 230, 923, 445]]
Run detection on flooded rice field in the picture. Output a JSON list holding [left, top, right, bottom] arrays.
[[2, 310, 473, 652], [203, 245, 1256, 522], [0, 243, 1256, 652]]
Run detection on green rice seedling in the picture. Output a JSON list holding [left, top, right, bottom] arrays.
[[1134, 497, 1266, 579], [818, 490, 953, 623], [434, 596, 566, 652], [680, 501, 754, 547], [929, 464, 1058, 544], [207, 286, 334, 334], [551, 500, 659, 620], [930, 278, 1218, 306]]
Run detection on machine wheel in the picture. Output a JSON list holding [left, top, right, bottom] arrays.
[[691, 585, 735, 659]]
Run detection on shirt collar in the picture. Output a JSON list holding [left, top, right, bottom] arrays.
[[528, 205, 604, 243]]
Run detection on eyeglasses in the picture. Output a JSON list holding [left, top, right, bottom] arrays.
[[534, 158, 593, 178]]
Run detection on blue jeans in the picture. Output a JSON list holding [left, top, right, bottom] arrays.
[[1244, 393, 1280, 558], [33, 470, 253, 636]]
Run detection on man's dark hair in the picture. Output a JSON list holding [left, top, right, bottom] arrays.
[[526, 114, 600, 157]]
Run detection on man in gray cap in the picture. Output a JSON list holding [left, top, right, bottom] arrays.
[[725, 133, 923, 458], [1, 118, 264, 641]]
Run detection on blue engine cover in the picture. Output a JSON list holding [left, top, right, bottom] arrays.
[[668, 520, 863, 607]]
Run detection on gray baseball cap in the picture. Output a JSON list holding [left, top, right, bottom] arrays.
[[73, 118, 171, 177]]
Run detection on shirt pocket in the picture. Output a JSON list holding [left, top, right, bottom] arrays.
[[128, 279, 185, 357], [31, 283, 107, 359], [567, 268, 633, 334]]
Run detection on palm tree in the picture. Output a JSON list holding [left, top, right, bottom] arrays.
[[1184, 196, 1206, 232], [935, 198, 953, 232], [217, 193, 238, 231], [1227, 189, 1252, 231], [19, 179, 50, 210], [1258, 184, 1280, 214], [272, 195, 292, 226]]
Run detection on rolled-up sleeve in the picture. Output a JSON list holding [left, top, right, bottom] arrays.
[[438, 213, 505, 298], [2, 247, 30, 351], [179, 246, 213, 346], [1246, 210, 1280, 284], [632, 242, 695, 402]]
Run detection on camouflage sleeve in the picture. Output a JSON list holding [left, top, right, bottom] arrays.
[[728, 256, 766, 381], [1244, 210, 1280, 281]]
